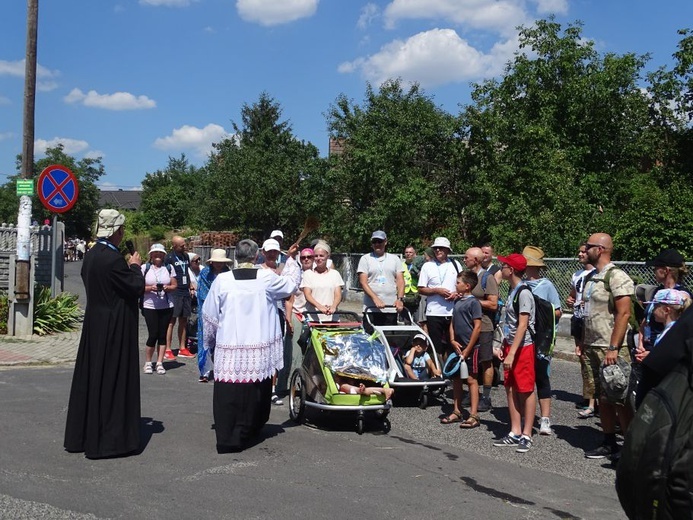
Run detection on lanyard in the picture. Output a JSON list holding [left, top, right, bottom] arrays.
[[654, 321, 676, 347], [435, 260, 451, 285], [96, 239, 119, 252]]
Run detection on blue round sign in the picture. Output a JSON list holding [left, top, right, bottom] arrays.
[[37, 164, 79, 213]]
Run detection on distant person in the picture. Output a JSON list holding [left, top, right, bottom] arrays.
[[401, 245, 423, 323], [64, 209, 144, 459], [481, 243, 502, 286], [201, 239, 296, 453], [165, 236, 195, 360]]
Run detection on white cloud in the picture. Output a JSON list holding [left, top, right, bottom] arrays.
[[529, 0, 568, 15], [84, 150, 105, 160], [383, 0, 529, 36], [97, 181, 142, 191], [339, 28, 516, 88], [140, 0, 197, 6], [0, 132, 13, 141], [0, 60, 60, 89], [357, 3, 379, 30], [236, 0, 319, 27], [64, 88, 156, 110], [153, 124, 228, 157], [34, 137, 89, 155]]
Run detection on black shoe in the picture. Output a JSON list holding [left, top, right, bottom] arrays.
[[585, 443, 618, 459], [461, 393, 471, 407], [477, 397, 492, 412]]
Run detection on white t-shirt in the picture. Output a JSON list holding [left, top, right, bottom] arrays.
[[357, 252, 404, 312], [417, 259, 462, 316], [300, 268, 345, 321], [141, 264, 175, 310]]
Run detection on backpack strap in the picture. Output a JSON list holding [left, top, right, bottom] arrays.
[[480, 269, 490, 291], [512, 284, 536, 337], [143, 262, 152, 278]]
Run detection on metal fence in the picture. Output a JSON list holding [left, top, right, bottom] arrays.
[[333, 253, 691, 307]]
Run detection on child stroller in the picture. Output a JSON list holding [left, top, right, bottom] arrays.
[[288, 312, 392, 435], [364, 308, 447, 409]]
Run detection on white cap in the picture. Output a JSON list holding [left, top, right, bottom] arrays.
[[270, 229, 283, 239], [148, 243, 166, 255], [262, 238, 281, 252]]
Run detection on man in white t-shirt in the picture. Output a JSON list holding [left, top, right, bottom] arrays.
[[417, 237, 462, 360], [357, 230, 404, 333]]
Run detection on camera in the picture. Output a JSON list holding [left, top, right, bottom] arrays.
[[156, 283, 164, 293]]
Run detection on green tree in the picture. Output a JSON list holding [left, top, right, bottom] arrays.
[[461, 18, 652, 256], [203, 92, 327, 240], [139, 154, 203, 230], [324, 79, 464, 252]]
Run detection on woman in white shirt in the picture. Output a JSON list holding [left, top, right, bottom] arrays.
[[300, 242, 344, 321]]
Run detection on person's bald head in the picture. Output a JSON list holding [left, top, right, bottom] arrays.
[[464, 247, 484, 270], [172, 236, 186, 253], [587, 233, 613, 252]]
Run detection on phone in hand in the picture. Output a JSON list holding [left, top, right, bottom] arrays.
[[125, 240, 135, 255]]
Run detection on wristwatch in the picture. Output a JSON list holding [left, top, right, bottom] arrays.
[[398, 297, 405, 302], [607, 345, 619, 352]]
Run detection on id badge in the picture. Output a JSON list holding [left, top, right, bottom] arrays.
[[375, 275, 386, 285], [182, 275, 187, 286]]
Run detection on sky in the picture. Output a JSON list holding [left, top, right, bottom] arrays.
[[0, 0, 691, 191]]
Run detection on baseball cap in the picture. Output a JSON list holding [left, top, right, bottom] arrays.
[[645, 288, 690, 306], [270, 230, 284, 239], [149, 243, 166, 255], [262, 239, 281, 252], [645, 248, 685, 268], [371, 230, 387, 241], [413, 333, 427, 343], [496, 253, 527, 272]]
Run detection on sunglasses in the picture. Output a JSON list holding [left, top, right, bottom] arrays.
[[191, 259, 200, 263], [584, 243, 602, 251], [372, 239, 385, 244], [300, 255, 314, 260]]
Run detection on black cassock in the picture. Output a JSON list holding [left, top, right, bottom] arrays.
[[64, 241, 144, 458]]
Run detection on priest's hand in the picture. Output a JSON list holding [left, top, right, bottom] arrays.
[[128, 251, 142, 267]]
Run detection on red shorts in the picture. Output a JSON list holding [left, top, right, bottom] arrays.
[[502, 341, 536, 393]]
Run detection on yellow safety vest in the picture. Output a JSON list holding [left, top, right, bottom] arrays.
[[402, 261, 418, 294]]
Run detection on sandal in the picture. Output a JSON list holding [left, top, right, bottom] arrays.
[[156, 363, 166, 375], [578, 407, 595, 419], [143, 362, 153, 375], [460, 414, 481, 429], [440, 411, 462, 424]]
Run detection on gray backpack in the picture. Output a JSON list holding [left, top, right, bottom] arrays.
[[616, 339, 693, 519]]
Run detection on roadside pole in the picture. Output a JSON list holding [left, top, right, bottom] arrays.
[[11, 0, 39, 336]]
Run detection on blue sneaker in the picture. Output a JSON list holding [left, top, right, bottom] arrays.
[[516, 435, 532, 453], [493, 432, 520, 447]]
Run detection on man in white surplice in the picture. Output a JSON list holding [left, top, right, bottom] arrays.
[[202, 239, 296, 453]]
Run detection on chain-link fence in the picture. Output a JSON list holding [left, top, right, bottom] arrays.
[[334, 252, 692, 308]]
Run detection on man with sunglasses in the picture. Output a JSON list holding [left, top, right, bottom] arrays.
[[357, 230, 405, 333], [581, 233, 634, 460]]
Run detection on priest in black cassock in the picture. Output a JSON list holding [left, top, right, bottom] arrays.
[[64, 209, 144, 459]]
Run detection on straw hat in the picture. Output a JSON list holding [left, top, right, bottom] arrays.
[[206, 249, 232, 264], [522, 245, 546, 267]]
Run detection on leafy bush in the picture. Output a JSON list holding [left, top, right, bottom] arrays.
[[0, 294, 8, 334], [33, 286, 83, 336]]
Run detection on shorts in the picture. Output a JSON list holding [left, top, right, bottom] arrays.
[[570, 315, 584, 341], [502, 341, 536, 393], [426, 315, 452, 355], [584, 345, 631, 400], [464, 348, 480, 376], [478, 330, 494, 363], [171, 291, 192, 318], [534, 355, 551, 399]]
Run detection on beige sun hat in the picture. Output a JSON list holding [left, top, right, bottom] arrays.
[[206, 248, 232, 264], [95, 209, 125, 238], [522, 245, 546, 267]]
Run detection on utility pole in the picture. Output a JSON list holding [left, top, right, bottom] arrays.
[[11, 0, 38, 336]]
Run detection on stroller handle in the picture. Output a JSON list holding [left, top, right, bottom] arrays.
[[303, 310, 362, 325], [363, 305, 412, 326]]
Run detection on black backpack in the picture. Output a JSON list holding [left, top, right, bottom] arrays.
[[616, 340, 693, 520], [512, 284, 556, 357]]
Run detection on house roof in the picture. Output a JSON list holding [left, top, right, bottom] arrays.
[[98, 190, 142, 211]]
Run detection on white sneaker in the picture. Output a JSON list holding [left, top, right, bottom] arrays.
[[156, 363, 166, 375], [539, 416, 553, 435], [143, 362, 153, 374]]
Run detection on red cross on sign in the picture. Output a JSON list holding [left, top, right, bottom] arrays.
[[37, 164, 80, 213]]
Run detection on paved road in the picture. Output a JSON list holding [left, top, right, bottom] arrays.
[[0, 261, 626, 519]]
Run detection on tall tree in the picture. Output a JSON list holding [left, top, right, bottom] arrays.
[[203, 92, 326, 240], [461, 19, 652, 256], [324, 80, 464, 252]]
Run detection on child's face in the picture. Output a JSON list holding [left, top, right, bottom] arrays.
[[413, 340, 427, 352], [456, 278, 470, 294]]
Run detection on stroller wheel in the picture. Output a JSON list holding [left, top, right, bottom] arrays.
[[382, 417, 391, 433], [356, 415, 365, 435], [418, 391, 429, 409], [289, 369, 306, 424]]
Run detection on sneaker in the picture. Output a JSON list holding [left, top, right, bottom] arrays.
[[271, 394, 283, 406], [493, 433, 521, 447], [164, 349, 176, 361], [156, 363, 166, 375], [177, 347, 195, 358], [143, 362, 153, 375], [516, 435, 532, 453], [585, 443, 617, 459], [539, 417, 553, 435], [477, 396, 492, 412]]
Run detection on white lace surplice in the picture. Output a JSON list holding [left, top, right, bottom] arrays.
[[201, 269, 296, 383]]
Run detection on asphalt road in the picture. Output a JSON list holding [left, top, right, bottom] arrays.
[[0, 260, 627, 519]]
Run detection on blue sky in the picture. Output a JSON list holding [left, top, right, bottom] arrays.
[[1, 0, 691, 191]]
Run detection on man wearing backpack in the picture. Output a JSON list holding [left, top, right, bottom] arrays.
[[581, 233, 634, 460], [523, 246, 562, 436]]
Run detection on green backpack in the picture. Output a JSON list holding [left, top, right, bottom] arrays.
[[615, 341, 693, 519]]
